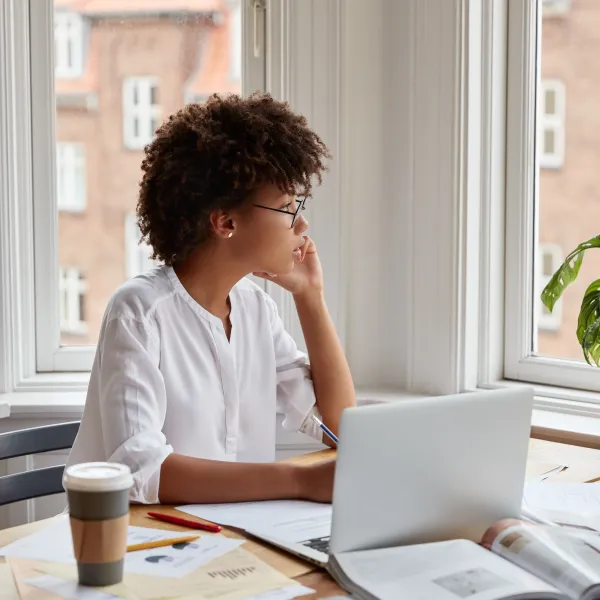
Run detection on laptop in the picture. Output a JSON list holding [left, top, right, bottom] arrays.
[[249, 387, 533, 565]]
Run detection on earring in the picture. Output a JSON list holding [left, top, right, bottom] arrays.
[[227, 232, 233, 238]]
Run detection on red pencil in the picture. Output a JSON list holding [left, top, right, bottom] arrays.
[[147, 511, 222, 533]]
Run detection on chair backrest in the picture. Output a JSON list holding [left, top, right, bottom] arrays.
[[0, 421, 80, 506]]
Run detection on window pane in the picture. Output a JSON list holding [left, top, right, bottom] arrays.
[[543, 252, 554, 277], [545, 88, 556, 115], [535, 0, 599, 361], [54, 0, 243, 346]]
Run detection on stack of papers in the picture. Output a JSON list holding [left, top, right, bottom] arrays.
[[0, 516, 316, 600], [0, 516, 243, 578]]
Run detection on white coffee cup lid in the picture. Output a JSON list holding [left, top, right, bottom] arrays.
[[63, 462, 134, 493]]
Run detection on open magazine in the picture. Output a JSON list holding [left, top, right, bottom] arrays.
[[327, 519, 600, 600]]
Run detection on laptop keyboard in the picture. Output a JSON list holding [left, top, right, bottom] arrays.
[[300, 536, 331, 554]]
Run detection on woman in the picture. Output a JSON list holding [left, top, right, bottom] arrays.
[[66, 93, 355, 505]]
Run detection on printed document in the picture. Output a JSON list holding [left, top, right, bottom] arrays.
[[524, 483, 600, 531], [177, 500, 332, 544]]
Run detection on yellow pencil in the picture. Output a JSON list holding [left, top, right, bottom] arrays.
[[127, 535, 200, 552]]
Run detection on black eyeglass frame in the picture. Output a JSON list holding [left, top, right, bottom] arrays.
[[252, 197, 307, 228]]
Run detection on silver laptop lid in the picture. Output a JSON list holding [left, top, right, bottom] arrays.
[[330, 387, 533, 554]]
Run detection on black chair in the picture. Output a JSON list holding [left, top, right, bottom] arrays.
[[0, 421, 80, 506]]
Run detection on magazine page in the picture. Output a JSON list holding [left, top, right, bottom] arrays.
[[485, 519, 600, 600], [329, 538, 563, 600]]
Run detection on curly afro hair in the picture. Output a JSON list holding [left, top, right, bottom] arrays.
[[136, 92, 331, 266]]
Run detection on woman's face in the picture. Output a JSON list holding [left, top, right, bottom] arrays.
[[230, 184, 309, 275]]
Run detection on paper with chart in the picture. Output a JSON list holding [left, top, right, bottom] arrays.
[[122, 528, 243, 578], [177, 500, 332, 545], [523, 483, 600, 531], [329, 539, 563, 600], [39, 547, 302, 600], [0, 518, 243, 578]]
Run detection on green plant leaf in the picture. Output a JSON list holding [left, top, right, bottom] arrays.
[[577, 279, 600, 366], [541, 235, 600, 312]]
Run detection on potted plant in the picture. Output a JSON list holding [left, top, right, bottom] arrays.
[[541, 235, 600, 366]]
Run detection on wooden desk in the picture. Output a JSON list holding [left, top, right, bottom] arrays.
[[2, 439, 600, 599]]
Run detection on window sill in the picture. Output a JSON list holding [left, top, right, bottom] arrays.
[[0, 391, 86, 418], [531, 408, 600, 449]]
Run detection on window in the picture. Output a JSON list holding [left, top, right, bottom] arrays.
[[536, 244, 563, 333], [125, 215, 157, 280], [123, 77, 160, 150], [59, 268, 87, 336], [17, 0, 263, 373], [56, 143, 86, 212], [542, 0, 570, 17], [539, 80, 565, 169], [54, 11, 84, 78], [504, 0, 600, 393]]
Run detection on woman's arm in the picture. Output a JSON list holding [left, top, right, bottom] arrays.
[[158, 454, 335, 504], [255, 237, 356, 445], [294, 290, 355, 444]]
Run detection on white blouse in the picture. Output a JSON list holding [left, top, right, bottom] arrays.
[[66, 266, 322, 504]]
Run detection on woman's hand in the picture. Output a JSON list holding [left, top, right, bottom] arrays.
[[253, 236, 323, 298]]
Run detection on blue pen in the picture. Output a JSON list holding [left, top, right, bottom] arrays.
[[311, 414, 339, 445]]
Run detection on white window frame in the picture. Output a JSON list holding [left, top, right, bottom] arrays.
[[539, 79, 565, 169], [54, 10, 84, 79], [125, 215, 157, 280], [59, 267, 87, 335], [56, 142, 86, 212], [122, 77, 160, 150], [503, 0, 600, 395], [0, 0, 267, 383]]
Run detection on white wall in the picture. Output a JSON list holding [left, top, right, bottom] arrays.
[[341, 0, 471, 394]]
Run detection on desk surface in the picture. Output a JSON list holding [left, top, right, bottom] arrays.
[[2, 438, 600, 599]]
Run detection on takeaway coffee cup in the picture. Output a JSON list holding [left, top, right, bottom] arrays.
[[63, 462, 133, 587]]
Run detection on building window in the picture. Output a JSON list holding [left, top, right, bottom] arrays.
[[125, 215, 158, 279], [54, 11, 84, 78], [59, 267, 87, 335], [537, 243, 563, 332], [542, 0, 571, 17], [539, 79, 566, 169], [56, 143, 86, 212], [230, 1, 242, 81], [123, 77, 160, 150]]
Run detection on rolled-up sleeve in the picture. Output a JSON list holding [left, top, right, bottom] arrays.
[[98, 317, 173, 504], [268, 299, 322, 443]]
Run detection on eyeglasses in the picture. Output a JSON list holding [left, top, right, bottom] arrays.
[[252, 197, 307, 228]]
